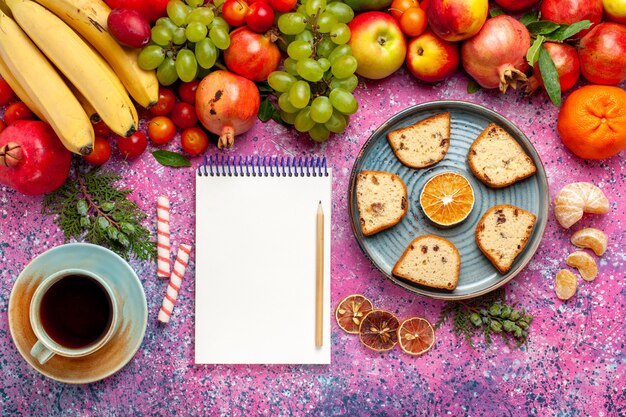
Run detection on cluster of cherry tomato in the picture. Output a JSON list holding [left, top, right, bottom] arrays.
[[390, 0, 428, 37], [221, 0, 296, 32], [0, 80, 36, 134]]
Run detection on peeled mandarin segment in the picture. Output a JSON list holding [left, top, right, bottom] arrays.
[[570, 227, 608, 256], [334, 294, 374, 334], [419, 172, 475, 227], [555, 269, 578, 300], [397, 317, 435, 356], [358, 310, 399, 352], [566, 251, 598, 281], [553, 182, 609, 228]]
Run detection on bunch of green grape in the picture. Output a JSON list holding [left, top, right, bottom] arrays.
[[137, 0, 230, 85], [267, 0, 357, 142]]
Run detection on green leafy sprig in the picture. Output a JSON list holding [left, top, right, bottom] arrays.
[[435, 288, 533, 349], [43, 163, 156, 262]]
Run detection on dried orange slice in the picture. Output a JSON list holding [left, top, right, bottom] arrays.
[[419, 172, 475, 227], [397, 317, 435, 356], [566, 251, 598, 281], [553, 182, 609, 228], [359, 310, 399, 352], [570, 228, 608, 256], [555, 269, 578, 300], [335, 294, 374, 334]]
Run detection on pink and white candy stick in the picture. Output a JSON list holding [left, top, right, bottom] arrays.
[[158, 243, 192, 324], [156, 196, 171, 278]]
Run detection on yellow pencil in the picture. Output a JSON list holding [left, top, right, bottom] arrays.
[[316, 200, 324, 348]]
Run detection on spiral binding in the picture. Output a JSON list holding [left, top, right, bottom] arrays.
[[197, 155, 329, 177]]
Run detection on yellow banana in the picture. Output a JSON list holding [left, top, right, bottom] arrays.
[[0, 10, 93, 155], [0, 0, 11, 17], [7, 0, 138, 137], [33, 0, 159, 109], [67, 81, 99, 123], [0, 55, 45, 121]]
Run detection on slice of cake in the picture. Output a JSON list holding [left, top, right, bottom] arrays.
[[468, 123, 536, 188], [387, 112, 451, 168], [475, 204, 536, 274], [356, 170, 408, 236], [392, 235, 460, 290]]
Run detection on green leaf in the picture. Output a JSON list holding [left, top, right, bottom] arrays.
[[526, 20, 560, 35], [520, 11, 540, 26], [526, 35, 545, 66], [467, 79, 481, 94], [76, 199, 88, 216], [152, 150, 192, 167], [538, 45, 561, 107], [258, 98, 280, 123], [256, 81, 273, 94], [490, 8, 504, 17], [544, 20, 591, 41]]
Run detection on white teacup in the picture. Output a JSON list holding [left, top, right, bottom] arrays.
[[29, 268, 120, 365]]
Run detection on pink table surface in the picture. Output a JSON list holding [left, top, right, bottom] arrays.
[[1, 69, 625, 416]]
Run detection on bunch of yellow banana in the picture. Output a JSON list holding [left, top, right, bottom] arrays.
[[0, 0, 158, 155]]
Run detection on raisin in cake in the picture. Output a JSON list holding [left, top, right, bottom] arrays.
[[356, 170, 408, 236]]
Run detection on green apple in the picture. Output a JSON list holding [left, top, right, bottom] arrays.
[[343, 0, 392, 11], [348, 12, 406, 80], [603, 0, 626, 24]]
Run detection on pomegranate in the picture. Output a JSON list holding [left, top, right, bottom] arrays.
[[526, 42, 580, 94], [0, 120, 71, 195], [540, 0, 602, 39], [196, 70, 260, 148], [578, 22, 626, 85], [460, 15, 530, 93], [494, 0, 539, 11], [223, 27, 281, 82]]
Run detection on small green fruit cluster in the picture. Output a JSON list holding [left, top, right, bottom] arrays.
[[469, 302, 533, 340]]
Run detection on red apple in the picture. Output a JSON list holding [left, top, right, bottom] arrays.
[[405, 31, 459, 82], [540, 0, 602, 39], [578, 22, 626, 85], [426, 0, 488, 42], [494, 0, 539, 11], [348, 12, 406, 79], [603, 0, 626, 24]]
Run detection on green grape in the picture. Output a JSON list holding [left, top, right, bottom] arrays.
[[310, 96, 333, 123], [138, 45, 165, 70], [157, 56, 178, 86], [287, 40, 313, 60], [331, 55, 357, 78], [151, 26, 172, 46], [329, 88, 358, 114], [288, 81, 311, 109], [317, 12, 337, 33], [294, 107, 315, 132], [284, 57, 299, 75], [305, 0, 326, 16], [173, 27, 187, 44], [278, 93, 299, 113], [213, 0, 226, 7], [294, 30, 314, 43], [324, 110, 347, 133], [309, 123, 330, 142], [280, 110, 298, 125], [186, 22, 208, 42], [210, 17, 229, 31], [316, 38, 335, 57], [167, 0, 188, 26], [328, 44, 351, 64], [296, 58, 324, 82], [318, 57, 330, 72], [268, 71, 297, 92], [329, 74, 358, 92], [296, 3, 307, 15], [156, 17, 178, 32], [325, 2, 354, 23], [330, 23, 350, 44], [277, 13, 308, 35], [188, 7, 215, 25], [185, 0, 204, 6], [210, 26, 230, 49], [195, 38, 217, 69], [175, 49, 198, 82]]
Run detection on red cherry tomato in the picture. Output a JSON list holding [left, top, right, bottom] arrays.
[[178, 80, 200, 105], [147, 116, 177, 145], [170, 102, 198, 129], [83, 136, 111, 165], [3, 102, 35, 125], [92, 119, 113, 137], [150, 87, 176, 116], [0, 79, 15, 106], [389, 0, 418, 20], [222, 0, 249, 26], [181, 127, 209, 155], [246, 1, 275, 33], [117, 131, 147, 159], [269, 0, 297, 12], [399, 7, 427, 37]]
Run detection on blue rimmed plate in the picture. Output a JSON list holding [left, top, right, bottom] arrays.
[[348, 101, 549, 300]]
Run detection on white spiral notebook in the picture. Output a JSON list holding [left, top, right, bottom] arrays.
[[195, 155, 332, 364]]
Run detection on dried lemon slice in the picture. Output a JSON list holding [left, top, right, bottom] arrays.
[[335, 294, 374, 334], [397, 317, 435, 356], [571, 228, 608, 256], [419, 172, 475, 227], [553, 182, 609, 228], [555, 269, 578, 300], [566, 251, 598, 281], [359, 310, 399, 352]]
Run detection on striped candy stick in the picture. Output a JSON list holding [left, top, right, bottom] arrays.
[[156, 196, 171, 278], [158, 243, 192, 324]]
